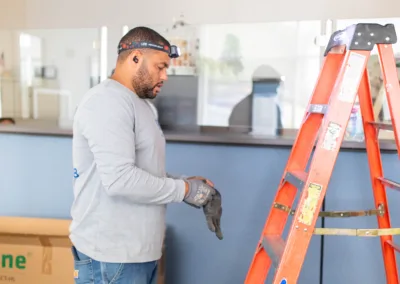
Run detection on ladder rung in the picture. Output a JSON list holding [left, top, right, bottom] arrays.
[[368, 121, 393, 131], [386, 240, 400, 253], [377, 177, 400, 191], [284, 171, 308, 189], [314, 227, 400, 236], [261, 235, 285, 268]]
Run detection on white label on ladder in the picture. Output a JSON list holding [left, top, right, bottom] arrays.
[[338, 53, 367, 103], [322, 122, 342, 151]]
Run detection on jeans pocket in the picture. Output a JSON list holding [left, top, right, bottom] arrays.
[[71, 246, 94, 284]]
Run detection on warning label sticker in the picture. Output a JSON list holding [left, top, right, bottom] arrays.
[[337, 52, 366, 103], [298, 183, 323, 226], [321, 122, 342, 151]]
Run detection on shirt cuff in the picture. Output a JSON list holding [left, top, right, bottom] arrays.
[[174, 179, 187, 202]]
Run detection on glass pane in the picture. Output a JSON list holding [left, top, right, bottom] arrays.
[[196, 21, 322, 134], [0, 28, 102, 128]]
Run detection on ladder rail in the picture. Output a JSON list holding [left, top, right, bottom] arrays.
[[272, 49, 371, 284], [377, 44, 400, 155], [244, 52, 345, 284], [359, 52, 399, 283]]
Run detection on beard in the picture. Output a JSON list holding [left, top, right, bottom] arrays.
[[131, 63, 160, 99]]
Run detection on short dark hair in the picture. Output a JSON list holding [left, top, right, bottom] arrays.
[[117, 26, 171, 61], [0, 117, 15, 124]]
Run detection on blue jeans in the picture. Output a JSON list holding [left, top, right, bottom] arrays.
[[71, 246, 158, 284]]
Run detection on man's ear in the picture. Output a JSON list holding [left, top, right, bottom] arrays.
[[129, 50, 143, 64]]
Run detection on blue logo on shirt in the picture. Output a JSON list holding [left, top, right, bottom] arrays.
[[73, 168, 80, 178]]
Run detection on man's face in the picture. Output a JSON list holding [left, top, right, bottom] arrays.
[[131, 50, 170, 99]]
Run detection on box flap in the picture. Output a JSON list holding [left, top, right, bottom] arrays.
[[0, 217, 70, 237]]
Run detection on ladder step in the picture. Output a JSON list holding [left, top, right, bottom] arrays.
[[368, 121, 393, 131], [377, 177, 400, 191], [386, 240, 400, 253], [284, 171, 308, 189], [261, 235, 285, 268]]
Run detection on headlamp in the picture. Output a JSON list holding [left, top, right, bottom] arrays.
[[118, 41, 180, 59]]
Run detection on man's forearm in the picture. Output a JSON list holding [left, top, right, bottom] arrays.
[[98, 165, 186, 204]]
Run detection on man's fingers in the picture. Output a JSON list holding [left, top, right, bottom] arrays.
[[215, 227, 223, 240], [214, 218, 223, 240], [189, 176, 214, 187], [199, 178, 214, 187], [211, 216, 223, 239], [206, 215, 216, 232], [215, 205, 223, 239]]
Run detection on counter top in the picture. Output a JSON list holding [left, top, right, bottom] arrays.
[[0, 124, 398, 152]]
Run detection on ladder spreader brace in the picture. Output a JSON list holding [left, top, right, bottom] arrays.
[[244, 23, 400, 284]]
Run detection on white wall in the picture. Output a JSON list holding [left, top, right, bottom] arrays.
[[0, 0, 25, 29], [0, 30, 18, 70], [0, 30, 24, 118], [2, 0, 400, 30]]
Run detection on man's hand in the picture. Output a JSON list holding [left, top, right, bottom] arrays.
[[186, 176, 214, 187], [183, 179, 216, 208], [203, 187, 223, 240]]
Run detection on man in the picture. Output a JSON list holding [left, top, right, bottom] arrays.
[[70, 26, 223, 284]]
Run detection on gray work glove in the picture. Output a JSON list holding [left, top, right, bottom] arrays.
[[183, 178, 216, 208], [203, 187, 223, 240]]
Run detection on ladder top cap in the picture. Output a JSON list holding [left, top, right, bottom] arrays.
[[324, 23, 397, 56]]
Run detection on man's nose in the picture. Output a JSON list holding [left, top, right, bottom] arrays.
[[160, 70, 168, 81]]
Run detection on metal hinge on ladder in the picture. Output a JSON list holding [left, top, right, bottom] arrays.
[[273, 202, 385, 218]]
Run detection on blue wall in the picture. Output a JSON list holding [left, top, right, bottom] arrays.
[[0, 133, 399, 284]]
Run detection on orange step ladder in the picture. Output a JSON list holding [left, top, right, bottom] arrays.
[[245, 23, 400, 284]]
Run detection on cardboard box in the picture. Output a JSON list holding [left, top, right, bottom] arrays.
[[0, 217, 73, 284], [0, 217, 166, 284]]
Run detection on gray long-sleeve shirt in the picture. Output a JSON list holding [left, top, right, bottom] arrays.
[[69, 79, 186, 263]]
